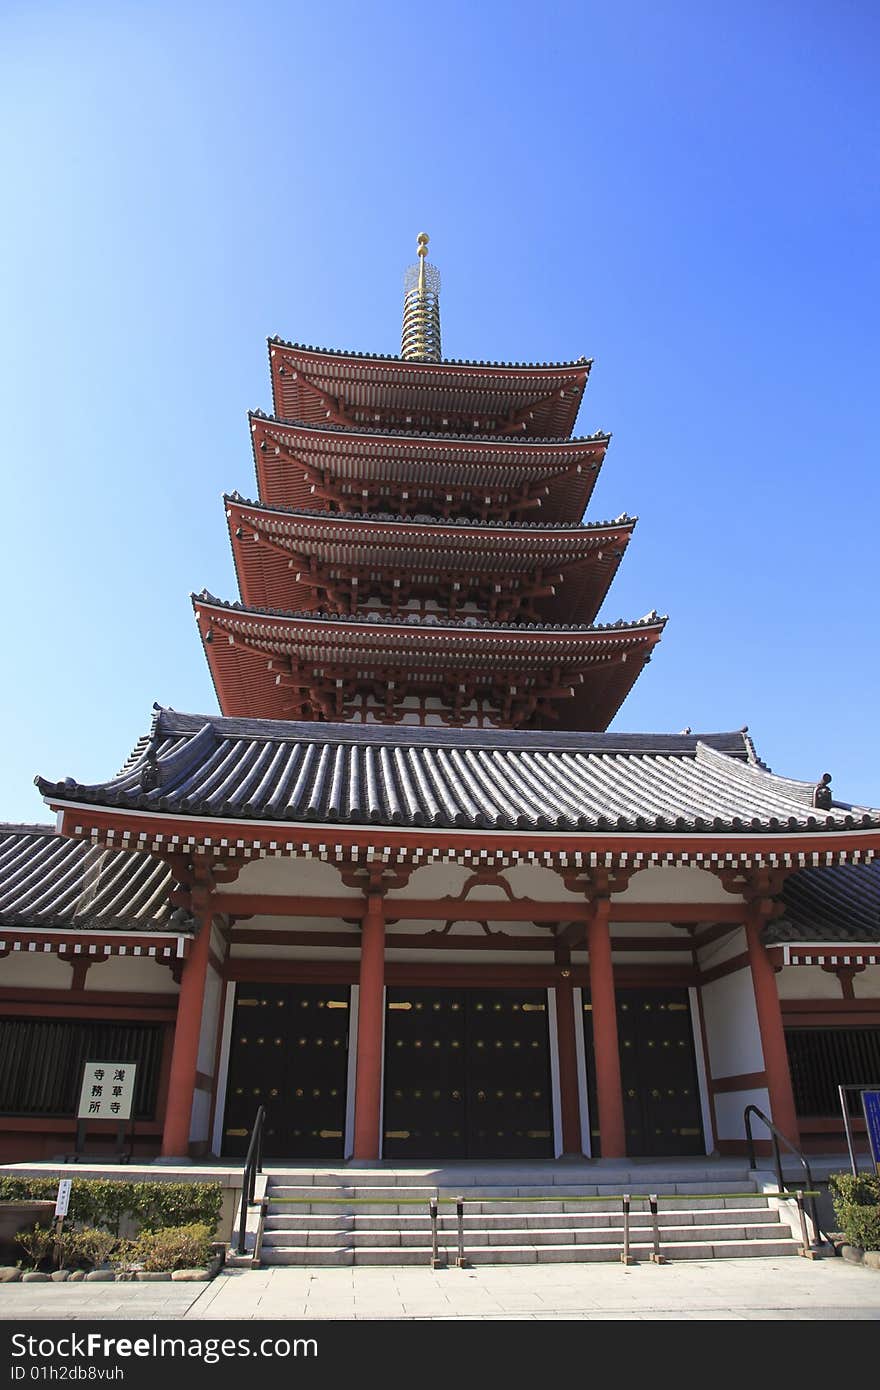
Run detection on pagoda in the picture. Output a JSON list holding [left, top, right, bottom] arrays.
[[4, 234, 879, 1185], [194, 234, 664, 731]]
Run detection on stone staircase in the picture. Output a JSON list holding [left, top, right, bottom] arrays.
[[256, 1163, 806, 1266]]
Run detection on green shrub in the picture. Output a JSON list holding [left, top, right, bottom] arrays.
[[828, 1172, 880, 1208], [0, 1179, 222, 1236], [57, 1227, 117, 1271], [15, 1225, 57, 1269], [829, 1171, 880, 1251], [836, 1205, 880, 1252], [121, 1222, 214, 1272]]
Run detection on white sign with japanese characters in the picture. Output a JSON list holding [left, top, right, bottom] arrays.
[[76, 1061, 137, 1121]]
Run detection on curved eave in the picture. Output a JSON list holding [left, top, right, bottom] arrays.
[[267, 340, 592, 438], [224, 497, 635, 621], [249, 414, 608, 522], [192, 595, 664, 730]]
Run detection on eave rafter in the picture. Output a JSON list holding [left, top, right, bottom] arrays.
[[225, 498, 635, 622], [193, 596, 663, 730], [42, 808, 880, 881], [250, 416, 609, 522], [268, 344, 592, 438]]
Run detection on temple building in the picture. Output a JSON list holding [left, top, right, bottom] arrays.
[[1, 236, 879, 1169]]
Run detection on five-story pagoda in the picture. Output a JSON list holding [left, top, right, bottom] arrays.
[[33, 232, 879, 1175], [194, 234, 665, 730]]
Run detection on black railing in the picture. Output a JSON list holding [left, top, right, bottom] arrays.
[[743, 1104, 825, 1248], [235, 1105, 266, 1257]]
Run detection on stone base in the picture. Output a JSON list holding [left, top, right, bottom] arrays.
[[841, 1244, 880, 1270]]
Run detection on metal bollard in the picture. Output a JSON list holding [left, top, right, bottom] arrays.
[[456, 1195, 467, 1267], [429, 1197, 441, 1268], [649, 1194, 667, 1264], [620, 1194, 634, 1265], [794, 1190, 818, 1260]]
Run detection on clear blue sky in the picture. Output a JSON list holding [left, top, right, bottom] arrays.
[[1, 0, 878, 824]]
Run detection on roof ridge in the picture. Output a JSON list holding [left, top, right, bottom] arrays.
[[149, 707, 752, 752]]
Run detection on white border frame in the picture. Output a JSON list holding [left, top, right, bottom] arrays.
[[572, 986, 592, 1157], [689, 985, 715, 1155], [344, 985, 359, 1160], [547, 988, 563, 1158], [211, 980, 236, 1156]]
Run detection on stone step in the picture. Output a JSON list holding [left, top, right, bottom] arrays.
[[268, 1184, 438, 1200], [264, 1195, 771, 1217], [263, 1165, 755, 1186], [266, 1180, 760, 1200], [260, 1237, 802, 1267], [262, 1205, 781, 1233], [260, 1220, 786, 1251]]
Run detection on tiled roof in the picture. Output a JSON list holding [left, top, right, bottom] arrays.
[[766, 863, 880, 944], [0, 824, 187, 932], [36, 708, 880, 835]]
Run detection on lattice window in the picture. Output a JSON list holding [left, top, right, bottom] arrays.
[[785, 1027, 880, 1116], [0, 1018, 165, 1118]]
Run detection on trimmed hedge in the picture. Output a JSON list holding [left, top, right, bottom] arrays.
[[0, 1178, 222, 1236], [113, 1223, 214, 1273], [829, 1171, 880, 1251]]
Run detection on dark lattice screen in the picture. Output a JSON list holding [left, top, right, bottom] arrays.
[[0, 1018, 164, 1119], [785, 1028, 880, 1116]]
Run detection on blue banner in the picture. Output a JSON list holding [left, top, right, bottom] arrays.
[[862, 1090, 880, 1175]]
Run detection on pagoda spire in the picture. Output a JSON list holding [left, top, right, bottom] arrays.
[[401, 232, 442, 362]]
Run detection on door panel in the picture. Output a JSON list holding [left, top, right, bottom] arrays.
[[222, 983, 350, 1160], [583, 988, 704, 1157], [383, 987, 553, 1159]]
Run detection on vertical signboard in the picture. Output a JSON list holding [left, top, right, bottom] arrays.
[[861, 1090, 880, 1176]]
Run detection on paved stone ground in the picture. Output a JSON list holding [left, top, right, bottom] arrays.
[[0, 1258, 878, 1320]]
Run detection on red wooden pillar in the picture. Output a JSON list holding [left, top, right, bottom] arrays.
[[353, 890, 385, 1161], [554, 971, 583, 1155], [161, 916, 212, 1158], [587, 899, 626, 1159], [746, 910, 800, 1146]]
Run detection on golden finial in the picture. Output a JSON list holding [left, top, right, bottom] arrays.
[[402, 233, 441, 362]]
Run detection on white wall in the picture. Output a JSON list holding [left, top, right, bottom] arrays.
[[854, 966, 880, 998], [616, 865, 736, 905], [776, 966, 842, 1000], [80, 956, 180, 994], [0, 952, 74, 989], [713, 1087, 771, 1141], [190, 963, 225, 1144], [701, 967, 764, 1078], [214, 856, 361, 898]]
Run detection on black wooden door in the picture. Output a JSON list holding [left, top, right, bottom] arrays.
[[583, 988, 704, 1157], [383, 989, 468, 1159], [383, 986, 553, 1159], [222, 983, 350, 1160]]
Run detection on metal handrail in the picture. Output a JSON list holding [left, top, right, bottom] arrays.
[[743, 1104, 826, 1248], [235, 1105, 266, 1256]]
